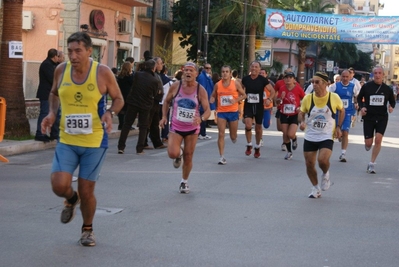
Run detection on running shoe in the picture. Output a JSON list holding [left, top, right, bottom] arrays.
[[179, 182, 190, 194], [245, 145, 252, 156], [254, 148, 260, 158], [118, 149, 124, 154], [173, 148, 183, 168], [367, 163, 376, 174], [308, 186, 321, 199], [80, 230, 96, 246], [365, 144, 371, 151], [281, 143, 287, 151], [60, 193, 80, 224], [339, 153, 346, 162], [321, 171, 330, 191], [218, 157, 227, 165], [260, 138, 264, 147], [198, 135, 212, 140], [292, 139, 298, 150], [284, 152, 293, 160]]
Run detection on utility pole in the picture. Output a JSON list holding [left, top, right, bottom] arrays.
[[203, 0, 210, 64], [197, 0, 203, 64], [240, 0, 247, 78], [150, 0, 157, 56]]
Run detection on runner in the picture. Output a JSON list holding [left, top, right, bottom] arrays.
[[241, 61, 274, 158], [329, 69, 359, 162], [159, 62, 211, 193], [299, 72, 344, 199], [357, 66, 395, 174], [210, 65, 246, 165], [275, 71, 305, 160]]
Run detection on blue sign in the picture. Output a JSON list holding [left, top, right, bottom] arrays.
[[265, 9, 399, 44]]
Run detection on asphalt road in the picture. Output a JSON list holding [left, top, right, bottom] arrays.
[[1, 112, 399, 267]]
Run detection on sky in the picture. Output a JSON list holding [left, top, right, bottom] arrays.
[[378, 0, 398, 16]]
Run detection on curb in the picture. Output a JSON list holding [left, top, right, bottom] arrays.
[[0, 130, 138, 157]]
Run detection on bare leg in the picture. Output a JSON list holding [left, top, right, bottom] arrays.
[[78, 179, 96, 225], [371, 133, 383, 163], [181, 134, 198, 180], [217, 118, 227, 156], [304, 151, 318, 186]]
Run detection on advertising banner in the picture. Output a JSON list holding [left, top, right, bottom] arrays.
[[265, 9, 399, 44]]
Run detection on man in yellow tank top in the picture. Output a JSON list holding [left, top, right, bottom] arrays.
[[41, 32, 124, 246], [210, 65, 246, 165]]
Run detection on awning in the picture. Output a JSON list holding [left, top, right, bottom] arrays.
[[118, 41, 133, 50], [91, 38, 107, 47]]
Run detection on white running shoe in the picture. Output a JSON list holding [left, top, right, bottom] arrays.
[[367, 162, 376, 174], [179, 182, 190, 194], [218, 157, 227, 165], [281, 143, 287, 151], [198, 135, 212, 140], [284, 152, 293, 160], [260, 138, 264, 147], [339, 153, 346, 162], [321, 171, 330, 191], [308, 186, 321, 199]]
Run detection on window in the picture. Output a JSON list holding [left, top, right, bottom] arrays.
[[91, 46, 101, 62]]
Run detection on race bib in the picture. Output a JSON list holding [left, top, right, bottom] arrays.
[[65, 114, 93, 135], [247, 93, 260, 103], [220, 95, 233, 106], [342, 99, 349, 108], [177, 107, 195, 122], [369, 95, 384, 106], [283, 104, 295, 114], [311, 118, 327, 131]]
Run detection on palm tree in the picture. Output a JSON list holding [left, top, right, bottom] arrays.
[[318, 43, 360, 69], [267, 0, 335, 87], [0, 0, 30, 138], [210, 0, 267, 66]]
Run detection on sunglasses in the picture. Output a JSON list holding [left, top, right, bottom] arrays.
[[205, 67, 211, 69]]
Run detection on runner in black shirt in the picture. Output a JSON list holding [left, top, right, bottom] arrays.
[[357, 66, 395, 174]]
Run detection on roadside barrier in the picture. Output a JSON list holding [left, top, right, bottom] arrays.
[[0, 97, 9, 163]]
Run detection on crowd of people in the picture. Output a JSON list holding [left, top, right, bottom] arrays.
[[38, 32, 396, 246]]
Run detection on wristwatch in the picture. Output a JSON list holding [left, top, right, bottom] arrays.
[[106, 109, 115, 118]]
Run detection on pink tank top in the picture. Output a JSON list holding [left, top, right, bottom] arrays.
[[170, 82, 200, 133]]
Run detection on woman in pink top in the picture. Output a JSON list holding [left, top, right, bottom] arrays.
[[160, 62, 211, 194]]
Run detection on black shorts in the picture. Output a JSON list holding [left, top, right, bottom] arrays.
[[243, 104, 264, 125], [275, 109, 281, 119], [303, 139, 334, 152], [279, 113, 299, 125], [174, 129, 197, 137], [363, 119, 388, 139]]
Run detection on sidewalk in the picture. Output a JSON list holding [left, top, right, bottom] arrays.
[[0, 118, 138, 157]]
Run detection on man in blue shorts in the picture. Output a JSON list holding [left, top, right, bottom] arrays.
[[41, 32, 124, 246], [210, 65, 246, 164], [329, 69, 359, 162]]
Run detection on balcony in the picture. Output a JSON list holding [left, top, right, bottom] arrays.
[[110, 0, 152, 7], [137, 0, 173, 29]]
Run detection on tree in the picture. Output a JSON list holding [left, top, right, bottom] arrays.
[[172, 0, 246, 73], [318, 43, 360, 69], [268, 0, 335, 87], [0, 0, 30, 138], [210, 0, 267, 66]]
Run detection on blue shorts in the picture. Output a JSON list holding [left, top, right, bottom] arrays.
[[263, 109, 271, 129], [336, 111, 352, 132], [51, 143, 107, 182], [217, 111, 239, 122]]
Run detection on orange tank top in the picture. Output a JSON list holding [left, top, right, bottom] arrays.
[[216, 80, 239, 113]]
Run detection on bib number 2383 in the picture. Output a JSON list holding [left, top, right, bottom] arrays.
[[65, 114, 93, 135]]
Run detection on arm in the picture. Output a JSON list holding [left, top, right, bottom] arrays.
[[98, 65, 124, 133], [209, 83, 218, 104], [264, 84, 275, 107], [195, 85, 211, 125], [235, 80, 247, 103], [388, 86, 396, 112]]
